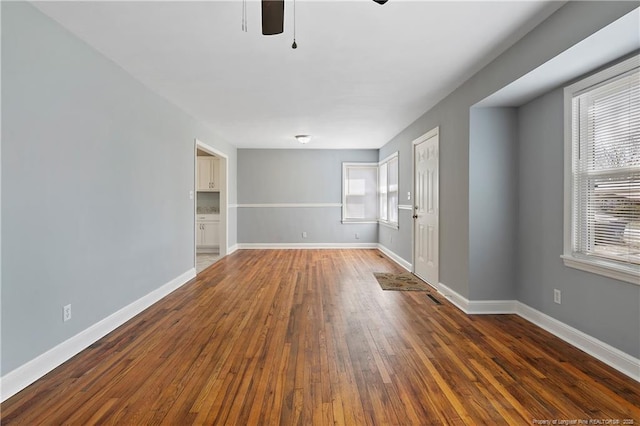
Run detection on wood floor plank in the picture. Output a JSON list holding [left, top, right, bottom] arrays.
[[2, 249, 640, 425]]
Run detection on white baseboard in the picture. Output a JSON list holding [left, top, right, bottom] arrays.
[[235, 243, 378, 250], [377, 244, 412, 271], [0, 268, 196, 402], [515, 302, 640, 382], [227, 244, 239, 255], [437, 283, 518, 314], [234, 243, 412, 272], [466, 299, 518, 314], [3, 262, 637, 403], [436, 282, 475, 313], [436, 282, 639, 382]]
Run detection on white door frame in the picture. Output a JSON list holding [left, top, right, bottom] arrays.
[[412, 127, 439, 287], [194, 139, 229, 268]]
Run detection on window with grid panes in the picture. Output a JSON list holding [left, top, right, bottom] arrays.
[[563, 55, 640, 284]]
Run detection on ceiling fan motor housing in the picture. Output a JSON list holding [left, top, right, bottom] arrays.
[[262, 0, 284, 35], [261, 0, 386, 37]]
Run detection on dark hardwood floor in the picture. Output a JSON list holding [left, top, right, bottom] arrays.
[[2, 249, 639, 425]]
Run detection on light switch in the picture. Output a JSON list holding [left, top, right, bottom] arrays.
[[407, 192, 411, 201], [189, 190, 194, 200]]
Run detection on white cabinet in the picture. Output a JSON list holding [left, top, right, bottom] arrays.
[[196, 214, 219, 252], [197, 222, 219, 246], [197, 157, 220, 191]]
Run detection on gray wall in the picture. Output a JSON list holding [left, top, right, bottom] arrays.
[[237, 149, 378, 244], [3, 0, 638, 382], [1, 2, 237, 375], [380, 95, 473, 296], [517, 89, 640, 358], [378, 139, 413, 262], [469, 107, 518, 300], [377, 1, 638, 299], [377, 1, 639, 358]]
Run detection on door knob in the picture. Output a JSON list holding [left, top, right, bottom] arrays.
[[412, 215, 418, 219]]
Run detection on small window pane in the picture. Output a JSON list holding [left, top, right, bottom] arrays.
[[388, 156, 399, 224], [379, 162, 388, 221]]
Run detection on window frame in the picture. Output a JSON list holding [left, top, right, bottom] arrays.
[[341, 154, 400, 228], [562, 54, 640, 285], [379, 152, 399, 229], [342, 162, 379, 224]]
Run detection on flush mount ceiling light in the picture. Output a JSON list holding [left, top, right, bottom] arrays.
[[295, 135, 311, 144]]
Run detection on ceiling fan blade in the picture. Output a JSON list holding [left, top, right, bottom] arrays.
[[262, 0, 284, 35], [373, 0, 389, 4]]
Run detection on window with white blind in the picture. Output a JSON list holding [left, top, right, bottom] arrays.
[[379, 153, 399, 228], [563, 55, 640, 284], [342, 155, 399, 226], [342, 163, 378, 223]]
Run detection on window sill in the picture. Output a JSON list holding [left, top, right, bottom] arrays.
[[341, 219, 378, 224], [561, 254, 640, 285]]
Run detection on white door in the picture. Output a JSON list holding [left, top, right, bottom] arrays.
[[413, 128, 439, 286]]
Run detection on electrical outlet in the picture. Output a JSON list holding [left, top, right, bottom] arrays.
[[554, 289, 561, 305], [302, 231, 307, 238], [63, 304, 72, 322]]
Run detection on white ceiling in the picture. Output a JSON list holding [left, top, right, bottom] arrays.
[[33, 0, 565, 149]]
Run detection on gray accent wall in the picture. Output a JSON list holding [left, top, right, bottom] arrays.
[[238, 207, 378, 245], [378, 138, 413, 263], [518, 88, 640, 358], [377, 1, 637, 298], [2, 0, 638, 385], [237, 149, 378, 244], [1, 2, 237, 375], [377, 1, 639, 359], [469, 107, 518, 300]]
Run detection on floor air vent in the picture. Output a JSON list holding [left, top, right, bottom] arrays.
[[427, 294, 442, 305]]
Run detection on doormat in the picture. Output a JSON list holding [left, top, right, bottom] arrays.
[[373, 272, 432, 291]]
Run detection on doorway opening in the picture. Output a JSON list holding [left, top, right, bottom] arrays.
[[194, 139, 228, 273]]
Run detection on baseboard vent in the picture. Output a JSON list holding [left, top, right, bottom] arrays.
[[427, 294, 442, 305]]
